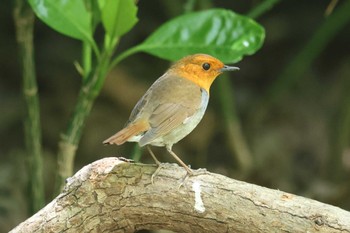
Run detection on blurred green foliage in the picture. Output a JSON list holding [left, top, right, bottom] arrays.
[[1, 0, 350, 232]]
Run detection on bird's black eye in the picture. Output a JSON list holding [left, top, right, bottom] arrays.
[[202, 63, 210, 71]]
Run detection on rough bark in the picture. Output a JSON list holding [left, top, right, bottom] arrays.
[[10, 157, 350, 233]]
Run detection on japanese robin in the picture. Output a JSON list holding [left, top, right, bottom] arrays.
[[103, 54, 239, 175]]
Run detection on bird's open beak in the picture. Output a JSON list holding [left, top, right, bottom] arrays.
[[220, 65, 240, 72]]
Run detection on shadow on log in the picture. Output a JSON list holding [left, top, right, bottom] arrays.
[[10, 157, 350, 233]]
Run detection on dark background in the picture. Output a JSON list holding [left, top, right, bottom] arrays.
[[1, 0, 350, 231]]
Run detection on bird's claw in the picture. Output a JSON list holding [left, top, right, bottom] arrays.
[[178, 168, 207, 189], [151, 163, 166, 184]]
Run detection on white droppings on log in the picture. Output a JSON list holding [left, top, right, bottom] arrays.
[[192, 180, 205, 213]]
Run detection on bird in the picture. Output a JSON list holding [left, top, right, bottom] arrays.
[[103, 54, 239, 175]]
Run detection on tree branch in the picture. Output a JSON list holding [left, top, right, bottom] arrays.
[[10, 158, 350, 233]]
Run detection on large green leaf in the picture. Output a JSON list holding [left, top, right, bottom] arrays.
[[99, 0, 138, 38], [135, 9, 265, 63], [28, 0, 93, 42]]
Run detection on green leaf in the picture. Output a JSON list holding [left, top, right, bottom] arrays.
[[100, 0, 138, 38], [136, 9, 265, 63], [28, 0, 93, 42]]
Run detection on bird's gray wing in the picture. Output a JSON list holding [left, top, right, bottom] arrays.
[[139, 103, 194, 146]]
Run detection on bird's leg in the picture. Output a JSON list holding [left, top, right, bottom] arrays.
[[166, 145, 193, 175], [147, 146, 161, 165], [147, 146, 164, 184]]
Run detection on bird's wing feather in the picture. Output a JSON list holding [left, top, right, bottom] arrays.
[[127, 91, 150, 124], [127, 73, 201, 123], [139, 103, 192, 146], [103, 120, 149, 145]]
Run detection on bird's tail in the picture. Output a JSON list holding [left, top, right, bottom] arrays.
[[103, 121, 149, 145]]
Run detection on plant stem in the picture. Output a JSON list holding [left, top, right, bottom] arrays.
[[247, 0, 280, 19], [109, 46, 140, 71], [131, 144, 142, 162], [217, 76, 252, 174], [329, 64, 350, 181], [184, 0, 197, 13], [54, 51, 112, 194], [82, 41, 92, 78], [14, 0, 45, 212]]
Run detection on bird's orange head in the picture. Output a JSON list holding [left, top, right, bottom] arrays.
[[167, 54, 239, 93]]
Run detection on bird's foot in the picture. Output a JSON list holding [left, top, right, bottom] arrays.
[[178, 167, 207, 189], [151, 163, 166, 184], [178, 171, 190, 189]]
